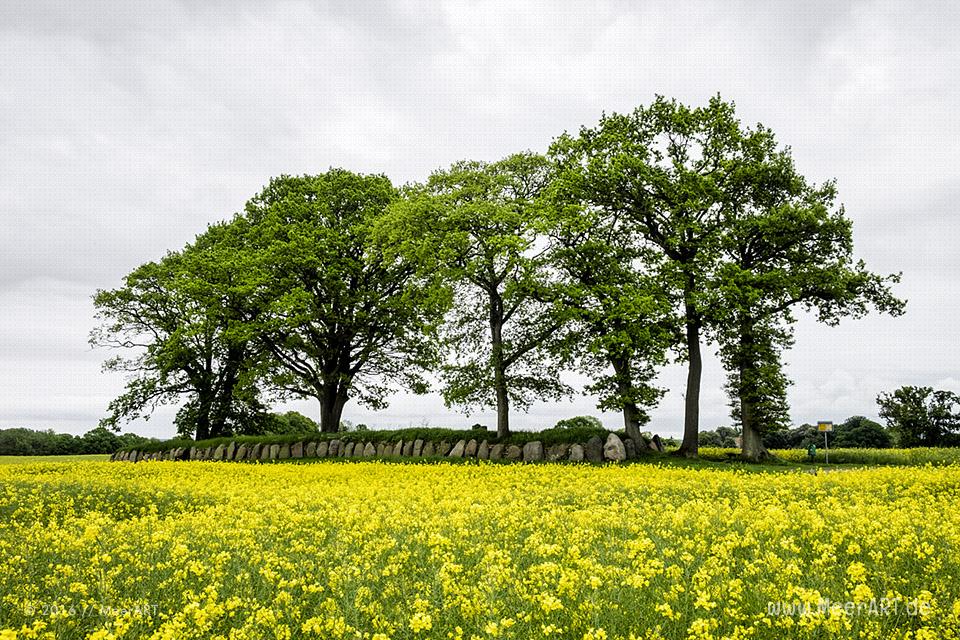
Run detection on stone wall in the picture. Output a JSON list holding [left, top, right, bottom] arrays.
[[111, 433, 666, 464]]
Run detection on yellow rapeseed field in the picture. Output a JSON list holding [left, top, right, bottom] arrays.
[[1, 460, 959, 639]]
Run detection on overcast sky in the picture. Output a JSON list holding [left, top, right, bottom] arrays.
[[1, 1, 957, 439]]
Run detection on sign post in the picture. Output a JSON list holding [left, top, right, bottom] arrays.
[[817, 421, 833, 464]]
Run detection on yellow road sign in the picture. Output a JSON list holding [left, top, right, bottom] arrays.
[[818, 421, 833, 432]]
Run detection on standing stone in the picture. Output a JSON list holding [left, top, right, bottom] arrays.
[[269, 444, 281, 460], [260, 445, 271, 461], [477, 441, 490, 460], [584, 436, 604, 463], [363, 442, 376, 457], [376, 442, 387, 456], [522, 441, 544, 462], [250, 444, 262, 460], [213, 445, 226, 461], [505, 445, 522, 461], [278, 443, 291, 459], [344, 442, 355, 457], [393, 441, 404, 456], [328, 440, 340, 457], [438, 441, 452, 456], [402, 441, 414, 456], [603, 433, 627, 462], [226, 441, 237, 460], [489, 444, 504, 460], [652, 434, 665, 452], [236, 445, 249, 461], [623, 438, 636, 459], [306, 442, 317, 458], [568, 444, 585, 462], [291, 442, 304, 458], [465, 439, 478, 457], [547, 443, 570, 461], [316, 441, 328, 457], [449, 440, 466, 457], [413, 439, 424, 457], [422, 441, 436, 457]]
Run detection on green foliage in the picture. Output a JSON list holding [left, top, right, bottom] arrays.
[[0, 427, 154, 456], [237, 170, 448, 432], [91, 222, 270, 440], [553, 416, 603, 431], [832, 416, 892, 449], [878, 386, 960, 447], [698, 427, 741, 448]]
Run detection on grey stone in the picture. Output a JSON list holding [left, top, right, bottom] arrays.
[[344, 442, 355, 457], [306, 442, 317, 458], [250, 444, 262, 460], [449, 440, 466, 457], [413, 439, 424, 457], [584, 436, 604, 463], [329, 440, 340, 457], [278, 443, 291, 459], [623, 438, 636, 459], [226, 441, 237, 460], [402, 440, 414, 456], [393, 441, 404, 456], [260, 445, 271, 461], [546, 443, 570, 461], [438, 441, 451, 456], [236, 445, 248, 461], [477, 440, 490, 460], [316, 441, 328, 457], [376, 442, 387, 456], [363, 442, 376, 457], [603, 433, 627, 462], [205, 447, 215, 460], [489, 444, 504, 460], [522, 441, 544, 462], [568, 444, 585, 462], [464, 439, 478, 457], [505, 445, 522, 461], [291, 442, 304, 458], [652, 434, 665, 452], [422, 441, 436, 457], [269, 444, 281, 460]]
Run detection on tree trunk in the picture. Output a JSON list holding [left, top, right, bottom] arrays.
[[738, 323, 771, 462], [490, 291, 510, 438], [318, 380, 349, 433], [611, 356, 643, 444], [675, 283, 702, 457]]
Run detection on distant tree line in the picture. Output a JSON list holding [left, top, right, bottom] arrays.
[[0, 426, 153, 456], [92, 96, 904, 461]]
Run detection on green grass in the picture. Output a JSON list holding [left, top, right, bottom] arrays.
[[0, 454, 110, 464]]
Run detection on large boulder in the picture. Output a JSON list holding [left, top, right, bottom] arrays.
[[603, 433, 627, 462], [477, 440, 490, 460], [226, 441, 237, 460], [651, 434, 665, 452], [568, 444, 585, 462], [213, 445, 226, 461], [489, 444, 504, 460], [546, 443, 570, 461], [306, 442, 317, 458], [422, 441, 436, 457], [393, 441, 404, 456], [504, 445, 522, 461], [413, 439, 424, 457], [344, 442, 355, 457], [376, 442, 387, 456], [584, 436, 604, 463], [249, 444, 262, 460], [362, 442, 376, 457], [269, 444, 281, 460], [464, 439, 478, 457], [318, 441, 330, 457], [449, 440, 466, 457], [278, 443, 291, 460], [235, 445, 248, 461], [259, 445, 271, 461], [402, 440, 414, 456], [623, 438, 636, 459], [291, 442, 304, 458], [438, 441, 452, 456], [522, 441, 544, 462]]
